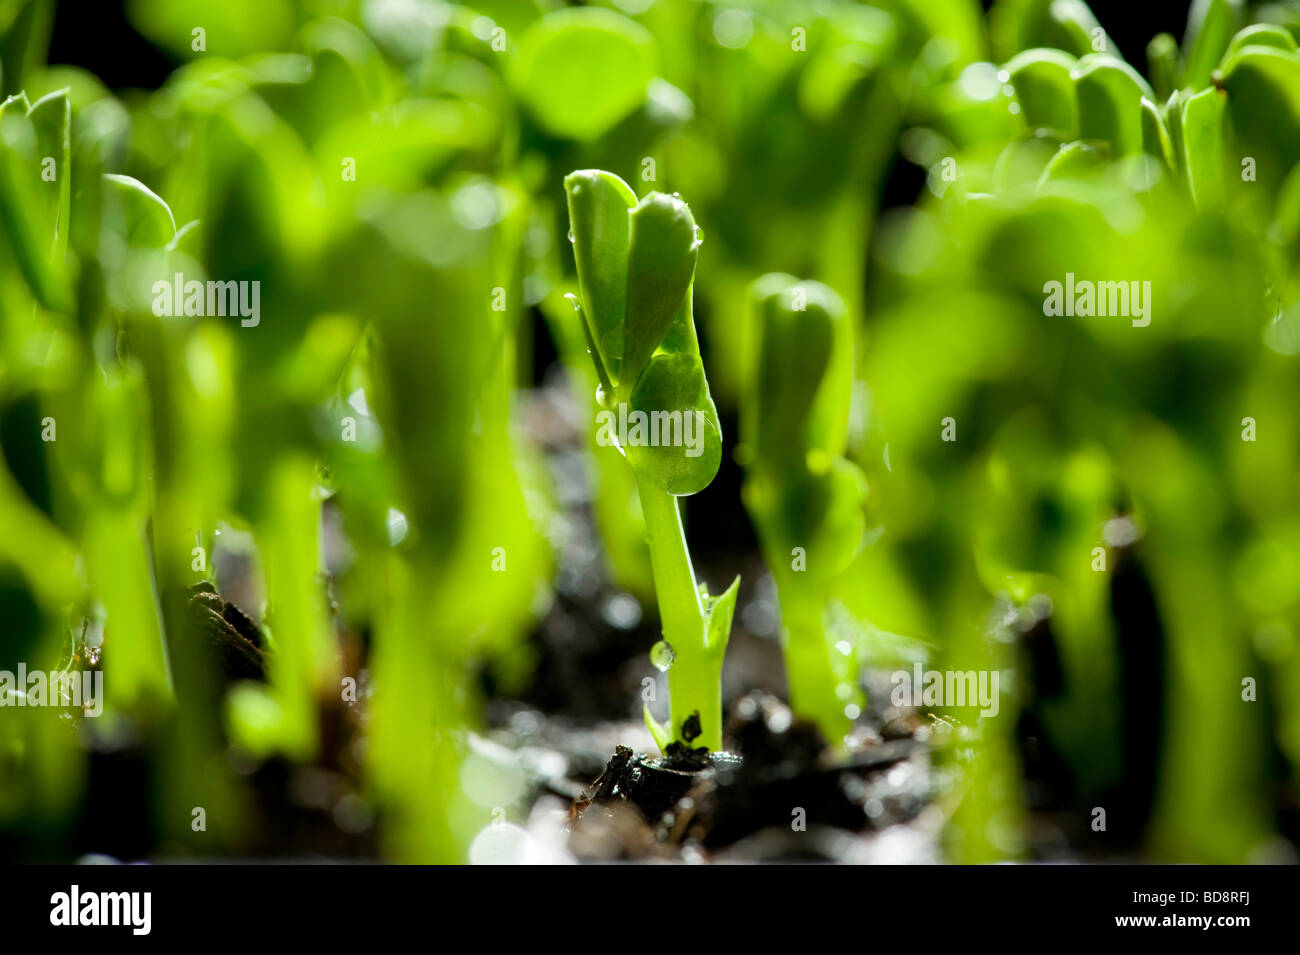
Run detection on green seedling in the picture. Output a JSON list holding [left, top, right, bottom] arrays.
[[740, 275, 866, 746], [563, 169, 736, 753]]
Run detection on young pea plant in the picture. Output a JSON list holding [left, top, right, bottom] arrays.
[[563, 169, 736, 754], [740, 275, 867, 746]]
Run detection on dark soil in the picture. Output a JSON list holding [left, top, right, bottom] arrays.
[[556, 690, 933, 862]]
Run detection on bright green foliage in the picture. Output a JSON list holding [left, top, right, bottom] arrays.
[[857, 0, 1300, 862], [1, 0, 554, 863]]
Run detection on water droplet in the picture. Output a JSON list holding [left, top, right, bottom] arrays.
[[567, 229, 575, 243], [835, 640, 852, 657], [386, 508, 409, 546], [997, 69, 1010, 83], [650, 640, 676, 672], [86, 647, 102, 666]]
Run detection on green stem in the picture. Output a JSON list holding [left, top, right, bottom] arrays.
[[778, 582, 851, 746], [635, 476, 722, 750]]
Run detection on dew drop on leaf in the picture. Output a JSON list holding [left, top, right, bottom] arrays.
[[650, 640, 676, 672]]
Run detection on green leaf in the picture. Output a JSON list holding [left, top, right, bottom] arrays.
[[621, 191, 699, 397], [102, 173, 177, 247], [1163, 89, 1189, 176], [513, 7, 656, 142], [745, 274, 840, 468], [1072, 54, 1155, 156], [643, 703, 672, 752], [25, 88, 69, 261], [1038, 139, 1106, 184], [625, 348, 722, 496], [564, 169, 636, 385], [1180, 0, 1243, 91], [1222, 24, 1298, 64], [1005, 47, 1078, 138], [0, 101, 67, 309], [805, 461, 869, 578], [127, 0, 295, 61], [757, 459, 867, 584], [0, 0, 54, 97], [1219, 46, 1300, 192], [1046, 0, 1115, 59], [1273, 161, 1300, 242], [565, 172, 721, 496], [1141, 96, 1177, 173], [1181, 87, 1226, 209], [887, 0, 982, 67], [702, 575, 740, 659]]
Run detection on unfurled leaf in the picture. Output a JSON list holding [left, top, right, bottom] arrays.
[[1219, 46, 1300, 191], [1141, 96, 1177, 172], [702, 576, 740, 659], [1181, 87, 1226, 209], [513, 8, 655, 142], [1072, 54, 1154, 156], [1222, 24, 1297, 64], [1006, 47, 1078, 137], [625, 348, 722, 495], [1047, 0, 1115, 59], [745, 274, 847, 470], [103, 173, 176, 246]]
